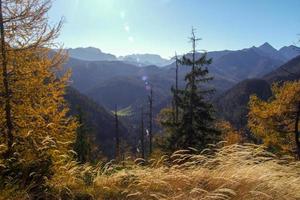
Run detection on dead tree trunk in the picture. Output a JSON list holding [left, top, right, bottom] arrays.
[[114, 105, 120, 160], [175, 53, 179, 123], [0, 0, 14, 155], [140, 107, 145, 159], [148, 86, 153, 155]]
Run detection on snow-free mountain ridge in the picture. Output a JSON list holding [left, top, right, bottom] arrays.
[[62, 43, 300, 68]]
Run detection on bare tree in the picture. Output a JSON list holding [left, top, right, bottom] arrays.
[[140, 107, 145, 159], [114, 105, 120, 160], [148, 85, 153, 155], [112, 106, 133, 160], [174, 52, 179, 123]]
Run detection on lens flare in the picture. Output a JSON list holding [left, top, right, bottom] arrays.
[[142, 76, 148, 81]]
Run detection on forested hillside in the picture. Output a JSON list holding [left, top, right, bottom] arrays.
[[215, 55, 300, 129], [65, 87, 130, 158]]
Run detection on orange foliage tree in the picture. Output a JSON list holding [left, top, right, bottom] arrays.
[[216, 120, 243, 145], [248, 81, 300, 156], [0, 0, 77, 195]]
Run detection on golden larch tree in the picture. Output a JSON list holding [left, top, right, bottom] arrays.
[[0, 0, 77, 194], [248, 81, 300, 156], [216, 120, 243, 146]]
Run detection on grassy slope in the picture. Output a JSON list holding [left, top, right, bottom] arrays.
[[3, 144, 297, 200]]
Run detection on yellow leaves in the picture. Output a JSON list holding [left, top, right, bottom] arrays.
[[0, 144, 7, 155], [157, 107, 174, 126], [248, 80, 300, 155], [216, 120, 243, 145], [0, 48, 77, 166]]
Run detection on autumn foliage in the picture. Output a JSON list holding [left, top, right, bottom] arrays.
[[0, 0, 77, 198], [216, 120, 243, 145], [248, 81, 300, 156]]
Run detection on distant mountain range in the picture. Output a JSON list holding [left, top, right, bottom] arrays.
[[62, 47, 172, 67], [169, 43, 300, 82], [279, 45, 300, 61], [215, 55, 300, 129], [61, 43, 300, 114], [62, 43, 300, 69], [119, 54, 173, 67], [65, 47, 117, 61]]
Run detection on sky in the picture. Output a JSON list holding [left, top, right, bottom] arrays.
[[49, 0, 300, 58]]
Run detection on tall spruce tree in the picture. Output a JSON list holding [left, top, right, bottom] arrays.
[[166, 28, 219, 151], [170, 53, 180, 125]]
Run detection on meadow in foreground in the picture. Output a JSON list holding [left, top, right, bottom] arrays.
[[2, 143, 298, 200]]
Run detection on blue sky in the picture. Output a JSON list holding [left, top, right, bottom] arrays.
[[49, 0, 300, 58]]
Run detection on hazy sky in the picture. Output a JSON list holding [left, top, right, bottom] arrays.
[[49, 0, 300, 58]]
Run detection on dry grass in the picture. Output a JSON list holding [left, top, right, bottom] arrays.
[[52, 143, 300, 200], [2, 143, 300, 199]]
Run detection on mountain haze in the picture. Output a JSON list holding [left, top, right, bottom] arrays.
[[215, 55, 300, 129], [119, 54, 173, 67], [279, 45, 300, 61]]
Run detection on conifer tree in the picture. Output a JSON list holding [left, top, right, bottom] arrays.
[[168, 53, 180, 133], [174, 52, 179, 123], [0, 0, 77, 193], [164, 28, 219, 151]]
